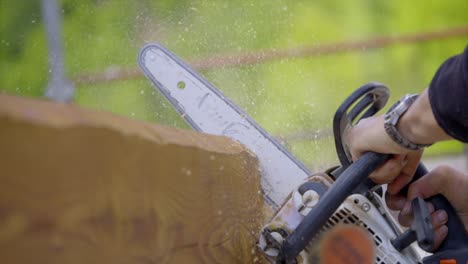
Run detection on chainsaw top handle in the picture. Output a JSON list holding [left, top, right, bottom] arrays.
[[277, 83, 468, 264], [333, 83, 468, 262], [333, 82, 389, 169]]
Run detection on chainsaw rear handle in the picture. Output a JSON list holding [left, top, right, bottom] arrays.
[[411, 164, 468, 264], [278, 153, 468, 263]]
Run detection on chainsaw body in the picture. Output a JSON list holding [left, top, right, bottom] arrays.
[[138, 44, 468, 264], [258, 171, 422, 264]]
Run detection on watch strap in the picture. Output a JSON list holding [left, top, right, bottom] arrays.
[[384, 94, 432, 150]]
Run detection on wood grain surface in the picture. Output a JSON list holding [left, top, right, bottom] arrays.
[[0, 94, 268, 264]]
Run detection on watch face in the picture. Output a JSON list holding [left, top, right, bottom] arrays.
[[384, 109, 399, 126]]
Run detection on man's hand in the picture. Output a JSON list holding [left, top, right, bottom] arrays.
[[345, 89, 450, 193], [345, 88, 465, 250], [345, 114, 423, 194], [386, 165, 468, 250]]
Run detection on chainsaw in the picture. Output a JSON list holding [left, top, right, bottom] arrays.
[[138, 43, 468, 264]]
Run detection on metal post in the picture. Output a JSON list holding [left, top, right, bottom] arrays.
[[41, 0, 74, 102]]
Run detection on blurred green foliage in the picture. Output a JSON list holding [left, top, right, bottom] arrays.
[[1, 0, 467, 169]]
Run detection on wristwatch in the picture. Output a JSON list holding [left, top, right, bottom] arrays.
[[384, 94, 432, 150]]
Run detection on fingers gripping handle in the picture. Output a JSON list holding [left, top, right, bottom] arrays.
[[329, 83, 467, 263], [278, 83, 467, 263], [412, 165, 468, 263], [334, 84, 468, 257]]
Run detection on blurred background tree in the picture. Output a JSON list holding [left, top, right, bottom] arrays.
[[1, 0, 467, 170]]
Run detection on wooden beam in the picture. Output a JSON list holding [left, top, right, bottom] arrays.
[[0, 94, 269, 263]]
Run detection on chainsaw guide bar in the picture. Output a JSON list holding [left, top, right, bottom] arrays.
[[139, 43, 311, 208]]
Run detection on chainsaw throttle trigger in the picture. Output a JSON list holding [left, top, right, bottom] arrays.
[[391, 197, 434, 252]]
